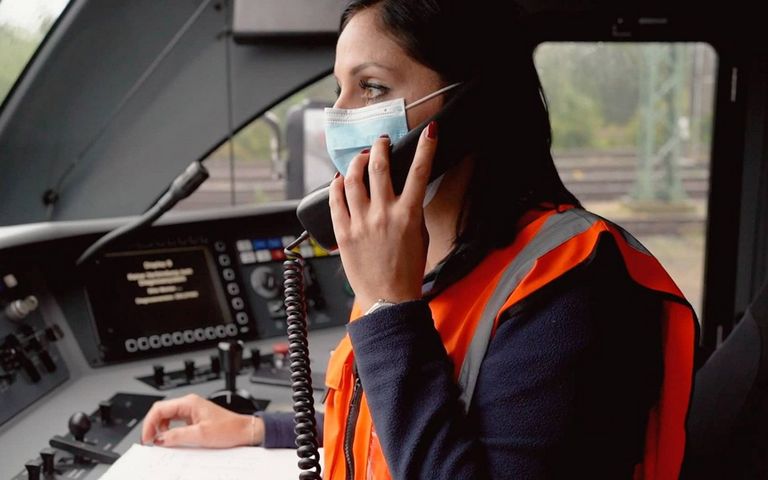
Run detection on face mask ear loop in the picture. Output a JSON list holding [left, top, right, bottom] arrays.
[[405, 82, 463, 111]]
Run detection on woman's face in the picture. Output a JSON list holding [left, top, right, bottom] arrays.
[[333, 7, 445, 129]]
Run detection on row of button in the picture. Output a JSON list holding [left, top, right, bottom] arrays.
[[236, 237, 295, 252], [236, 235, 338, 265], [124, 324, 240, 353], [214, 241, 252, 329], [238, 244, 334, 265]]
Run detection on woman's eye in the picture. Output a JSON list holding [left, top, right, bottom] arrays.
[[359, 80, 389, 103]]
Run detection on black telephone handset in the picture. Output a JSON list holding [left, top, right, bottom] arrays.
[[283, 79, 483, 480], [296, 79, 483, 250]]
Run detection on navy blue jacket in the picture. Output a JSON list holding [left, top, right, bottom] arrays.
[[261, 234, 663, 479]]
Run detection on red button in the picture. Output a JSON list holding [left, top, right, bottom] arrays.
[[273, 342, 289, 355]]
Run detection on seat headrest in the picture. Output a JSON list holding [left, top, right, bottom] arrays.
[[750, 276, 768, 321]]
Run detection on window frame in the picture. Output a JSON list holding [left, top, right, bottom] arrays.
[[524, 14, 747, 356]]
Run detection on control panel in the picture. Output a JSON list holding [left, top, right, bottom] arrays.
[[234, 235, 351, 338], [0, 203, 350, 479], [10, 393, 163, 480], [37, 205, 355, 366], [0, 268, 68, 427]]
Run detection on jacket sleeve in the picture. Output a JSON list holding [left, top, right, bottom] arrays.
[[257, 411, 325, 449], [346, 286, 597, 479]]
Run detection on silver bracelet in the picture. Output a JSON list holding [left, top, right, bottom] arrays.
[[365, 299, 397, 315]]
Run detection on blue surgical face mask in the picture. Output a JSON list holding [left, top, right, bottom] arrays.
[[324, 82, 462, 177]]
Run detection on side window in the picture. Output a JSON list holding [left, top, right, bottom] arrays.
[[177, 74, 338, 210], [534, 42, 717, 317], [0, 0, 71, 104]]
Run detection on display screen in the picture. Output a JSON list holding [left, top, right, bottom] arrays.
[[86, 246, 235, 359]]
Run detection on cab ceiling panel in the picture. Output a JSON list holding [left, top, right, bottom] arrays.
[[0, 0, 335, 225]]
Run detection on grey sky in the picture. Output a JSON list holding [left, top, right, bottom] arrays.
[[0, 0, 70, 33]]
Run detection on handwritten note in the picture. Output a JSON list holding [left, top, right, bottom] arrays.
[[99, 444, 324, 480]]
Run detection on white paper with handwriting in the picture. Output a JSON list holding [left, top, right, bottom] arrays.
[[99, 444, 324, 480]]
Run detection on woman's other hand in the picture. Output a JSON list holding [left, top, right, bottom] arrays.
[[329, 121, 438, 314], [140, 394, 263, 448]]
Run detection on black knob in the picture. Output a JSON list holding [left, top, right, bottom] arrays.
[[250, 267, 279, 299], [68, 412, 91, 442], [99, 400, 112, 424], [184, 360, 196, 382], [153, 365, 165, 386], [25, 458, 42, 480], [40, 448, 56, 474], [249, 348, 262, 370], [209, 354, 221, 375]]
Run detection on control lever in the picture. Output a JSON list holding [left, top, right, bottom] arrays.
[[27, 333, 56, 372], [68, 411, 91, 464], [47, 412, 120, 465], [49, 435, 120, 465], [2, 334, 41, 382], [207, 341, 264, 414], [14, 346, 41, 383], [221, 340, 242, 392]]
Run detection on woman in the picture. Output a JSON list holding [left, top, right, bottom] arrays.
[[141, 1, 698, 478]]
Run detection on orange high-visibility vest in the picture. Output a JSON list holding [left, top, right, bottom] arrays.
[[322, 207, 697, 480]]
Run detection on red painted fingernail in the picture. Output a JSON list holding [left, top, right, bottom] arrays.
[[154, 436, 164, 446], [361, 148, 370, 154], [427, 121, 438, 140], [379, 134, 389, 139], [334, 172, 340, 179]]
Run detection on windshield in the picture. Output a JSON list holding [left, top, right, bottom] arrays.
[[0, 0, 70, 105]]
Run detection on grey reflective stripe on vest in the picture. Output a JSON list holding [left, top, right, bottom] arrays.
[[456, 209, 601, 412]]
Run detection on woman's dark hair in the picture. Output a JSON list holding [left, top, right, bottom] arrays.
[[340, 0, 581, 254]]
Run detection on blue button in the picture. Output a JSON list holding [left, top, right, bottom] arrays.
[[253, 239, 268, 250], [267, 238, 282, 249]]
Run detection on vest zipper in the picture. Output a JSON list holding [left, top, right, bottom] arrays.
[[344, 363, 363, 480]]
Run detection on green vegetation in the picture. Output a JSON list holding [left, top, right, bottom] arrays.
[[535, 43, 714, 154], [0, 23, 43, 103]]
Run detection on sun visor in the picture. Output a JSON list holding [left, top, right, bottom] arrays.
[[232, 0, 346, 43]]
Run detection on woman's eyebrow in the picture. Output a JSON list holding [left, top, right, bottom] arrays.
[[350, 61, 394, 76]]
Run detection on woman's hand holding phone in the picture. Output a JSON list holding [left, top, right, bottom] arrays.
[[329, 121, 438, 314]]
